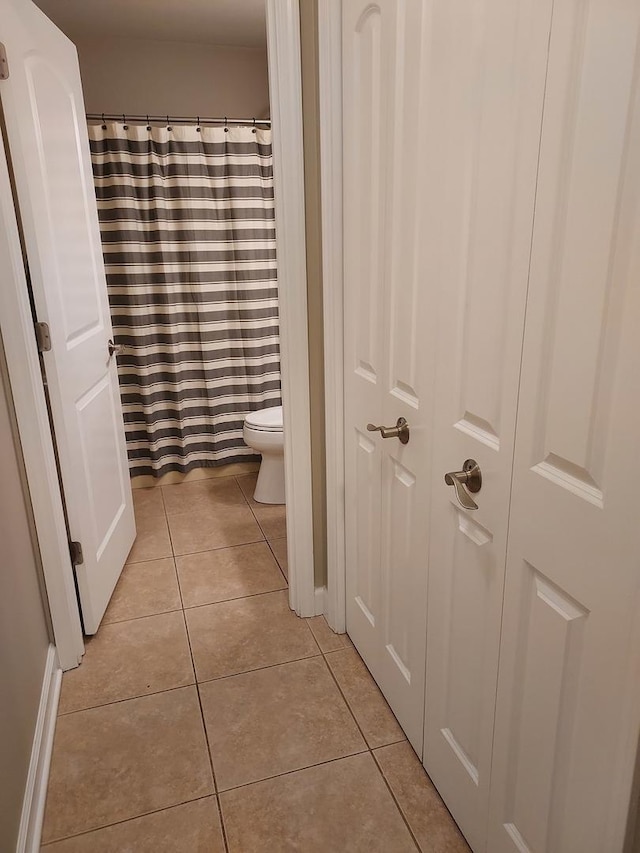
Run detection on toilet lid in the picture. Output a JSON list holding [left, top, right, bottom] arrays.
[[245, 405, 283, 432]]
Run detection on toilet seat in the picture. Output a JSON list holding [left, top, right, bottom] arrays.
[[244, 406, 283, 432]]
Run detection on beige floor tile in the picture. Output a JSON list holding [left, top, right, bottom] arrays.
[[103, 558, 181, 623], [127, 513, 172, 563], [375, 742, 470, 852], [162, 477, 247, 516], [185, 590, 319, 681], [306, 615, 352, 653], [326, 647, 406, 748], [167, 505, 264, 556], [237, 473, 287, 539], [199, 657, 366, 791], [132, 487, 165, 520], [41, 797, 225, 853], [220, 752, 417, 852], [269, 537, 288, 579], [58, 612, 194, 714], [42, 687, 214, 844], [177, 542, 286, 608]]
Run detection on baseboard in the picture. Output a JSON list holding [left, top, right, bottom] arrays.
[[315, 585, 327, 616], [16, 644, 62, 853]]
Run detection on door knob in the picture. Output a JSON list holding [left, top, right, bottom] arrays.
[[367, 417, 410, 444], [444, 459, 482, 510], [108, 339, 127, 358]]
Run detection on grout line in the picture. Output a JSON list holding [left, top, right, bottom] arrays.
[[41, 793, 219, 848], [121, 553, 175, 567], [216, 747, 371, 796], [102, 603, 183, 626], [234, 475, 286, 546], [319, 652, 420, 850], [370, 748, 423, 852], [180, 584, 290, 613], [166, 536, 267, 561], [216, 791, 231, 853], [56, 681, 197, 718], [194, 650, 324, 688], [320, 653, 371, 747], [235, 478, 289, 581], [265, 536, 289, 583], [172, 520, 230, 853]]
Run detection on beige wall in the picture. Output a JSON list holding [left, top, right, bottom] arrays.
[[76, 37, 270, 118], [0, 341, 51, 851], [299, 0, 327, 588]]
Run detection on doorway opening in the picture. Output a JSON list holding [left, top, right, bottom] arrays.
[[0, 0, 316, 669]]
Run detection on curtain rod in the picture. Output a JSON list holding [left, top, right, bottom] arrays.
[[86, 113, 271, 127]]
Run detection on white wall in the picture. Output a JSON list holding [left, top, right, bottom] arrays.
[[76, 36, 270, 118], [0, 344, 51, 851]]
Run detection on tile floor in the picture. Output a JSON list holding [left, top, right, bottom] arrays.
[[41, 472, 469, 852]]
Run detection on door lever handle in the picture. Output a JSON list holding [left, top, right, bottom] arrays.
[[444, 459, 482, 510], [367, 417, 410, 444], [108, 339, 128, 358]]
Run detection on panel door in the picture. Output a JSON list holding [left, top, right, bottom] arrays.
[[342, 0, 438, 750], [0, 0, 135, 633], [487, 2, 640, 850], [420, 2, 553, 849]]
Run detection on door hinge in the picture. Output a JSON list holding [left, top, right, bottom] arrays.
[[34, 321, 51, 352], [0, 44, 8, 80], [70, 540, 84, 567]]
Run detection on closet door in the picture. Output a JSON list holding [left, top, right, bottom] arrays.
[[488, 2, 640, 850], [342, 0, 438, 751], [0, 0, 135, 634], [419, 2, 552, 850]]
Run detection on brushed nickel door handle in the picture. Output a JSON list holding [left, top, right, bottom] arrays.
[[108, 339, 127, 358], [444, 459, 482, 510], [367, 417, 410, 444]]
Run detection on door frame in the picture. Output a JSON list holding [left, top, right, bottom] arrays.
[[0, 0, 316, 669], [266, 0, 316, 617], [317, 0, 346, 632]]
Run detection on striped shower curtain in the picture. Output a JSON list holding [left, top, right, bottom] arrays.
[[88, 121, 281, 478]]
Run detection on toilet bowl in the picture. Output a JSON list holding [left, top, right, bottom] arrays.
[[243, 406, 285, 504]]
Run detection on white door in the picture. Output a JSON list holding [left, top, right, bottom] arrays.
[[0, 0, 135, 634], [342, 0, 437, 750], [487, 2, 640, 850], [420, 2, 553, 849]]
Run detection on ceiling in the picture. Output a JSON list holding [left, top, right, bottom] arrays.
[[33, 0, 267, 48]]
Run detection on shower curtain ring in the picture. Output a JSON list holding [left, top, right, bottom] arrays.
[[224, 116, 229, 132], [166, 115, 172, 131], [196, 116, 201, 132], [122, 113, 128, 130], [101, 112, 106, 130], [146, 115, 151, 131], [252, 117, 257, 133]]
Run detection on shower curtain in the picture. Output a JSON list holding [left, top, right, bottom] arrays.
[[88, 121, 281, 478]]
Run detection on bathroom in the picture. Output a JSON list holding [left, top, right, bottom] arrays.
[[78, 5, 287, 504]]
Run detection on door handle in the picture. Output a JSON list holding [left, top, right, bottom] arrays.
[[444, 459, 482, 510], [108, 339, 127, 358], [367, 417, 410, 444]]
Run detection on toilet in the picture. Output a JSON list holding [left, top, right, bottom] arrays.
[[243, 405, 285, 504]]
